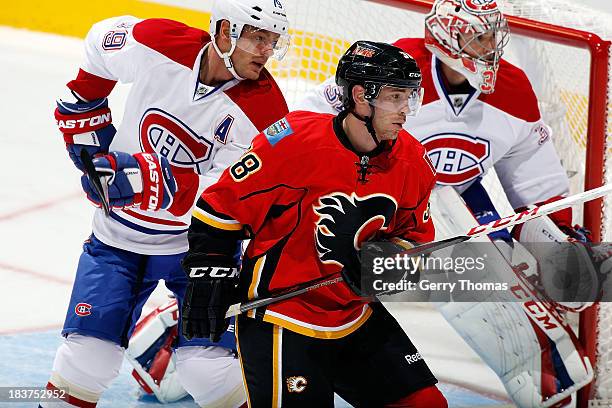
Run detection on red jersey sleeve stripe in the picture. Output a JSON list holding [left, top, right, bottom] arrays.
[[67, 69, 117, 101]]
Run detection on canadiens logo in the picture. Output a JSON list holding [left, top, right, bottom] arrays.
[[460, 0, 499, 14], [139, 108, 213, 174], [75, 303, 92, 317], [314, 192, 397, 268], [286, 376, 307, 393], [421, 133, 490, 185]]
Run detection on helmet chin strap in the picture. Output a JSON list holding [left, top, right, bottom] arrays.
[[350, 104, 381, 147], [212, 37, 245, 81]]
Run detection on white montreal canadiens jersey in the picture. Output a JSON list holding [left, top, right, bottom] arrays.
[[295, 38, 569, 210], [70, 16, 287, 254]]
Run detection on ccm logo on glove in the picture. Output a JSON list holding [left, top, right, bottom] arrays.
[[189, 266, 239, 279]]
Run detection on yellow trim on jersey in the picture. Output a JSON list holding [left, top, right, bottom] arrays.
[[192, 207, 243, 231], [262, 305, 373, 340], [234, 318, 253, 408], [247, 256, 267, 318], [272, 325, 283, 408]]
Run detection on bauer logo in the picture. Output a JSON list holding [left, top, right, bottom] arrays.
[[139, 108, 213, 175], [460, 0, 499, 14], [421, 133, 490, 185], [75, 303, 92, 317]]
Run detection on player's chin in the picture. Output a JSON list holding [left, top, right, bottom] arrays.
[[381, 129, 401, 140], [240, 62, 265, 80]]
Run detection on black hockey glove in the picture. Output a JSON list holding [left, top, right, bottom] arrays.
[[181, 254, 239, 342], [342, 239, 420, 297]]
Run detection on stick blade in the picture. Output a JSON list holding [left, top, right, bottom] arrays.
[[80, 149, 110, 216]]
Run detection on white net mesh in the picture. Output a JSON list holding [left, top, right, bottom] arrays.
[[269, 0, 612, 403]]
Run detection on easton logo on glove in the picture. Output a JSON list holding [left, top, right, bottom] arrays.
[[141, 153, 162, 211], [56, 111, 112, 131], [188, 266, 239, 279]]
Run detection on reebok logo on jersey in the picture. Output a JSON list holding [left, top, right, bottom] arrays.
[[75, 303, 92, 317], [286, 376, 307, 393], [421, 133, 490, 185], [189, 266, 239, 279], [57, 112, 112, 131], [404, 352, 423, 365]]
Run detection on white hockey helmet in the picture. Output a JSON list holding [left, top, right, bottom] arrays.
[[209, 0, 291, 79], [424, 0, 509, 93]]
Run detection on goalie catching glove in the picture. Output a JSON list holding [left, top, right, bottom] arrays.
[[181, 254, 239, 342], [81, 151, 176, 211], [516, 214, 612, 312]]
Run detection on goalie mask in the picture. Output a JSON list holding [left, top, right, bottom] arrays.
[[210, 0, 291, 80], [336, 41, 423, 145], [425, 0, 509, 93]]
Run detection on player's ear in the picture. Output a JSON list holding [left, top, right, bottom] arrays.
[[216, 20, 232, 51], [352, 85, 368, 111]]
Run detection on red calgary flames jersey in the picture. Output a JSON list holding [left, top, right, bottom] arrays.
[[195, 110, 436, 338]]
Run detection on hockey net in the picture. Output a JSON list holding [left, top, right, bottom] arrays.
[[268, 0, 612, 406]]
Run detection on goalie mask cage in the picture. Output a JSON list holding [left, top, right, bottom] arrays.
[[267, 0, 612, 406]]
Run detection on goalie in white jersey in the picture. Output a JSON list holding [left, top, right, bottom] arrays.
[[42, 0, 290, 407], [296, 0, 612, 406]]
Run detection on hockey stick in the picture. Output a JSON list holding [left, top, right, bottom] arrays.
[[225, 183, 612, 317], [80, 149, 110, 216]]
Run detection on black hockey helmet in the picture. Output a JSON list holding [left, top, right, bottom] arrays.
[[336, 41, 422, 110]]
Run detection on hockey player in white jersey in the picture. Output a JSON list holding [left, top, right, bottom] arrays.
[[295, 0, 611, 406], [41, 1, 290, 407]]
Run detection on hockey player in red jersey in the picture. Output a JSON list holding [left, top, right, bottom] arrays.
[[42, 1, 291, 407], [181, 40, 447, 408], [296, 1, 608, 406]]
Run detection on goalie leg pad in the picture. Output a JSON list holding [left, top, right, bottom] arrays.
[[126, 299, 189, 403], [431, 187, 593, 407], [175, 346, 246, 408], [42, 334, 123, 407]]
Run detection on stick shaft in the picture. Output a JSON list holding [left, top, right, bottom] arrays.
[[226, 184, 612, 317]]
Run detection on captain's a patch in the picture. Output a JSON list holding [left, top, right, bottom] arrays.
[[264, 118, 293, 146]]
